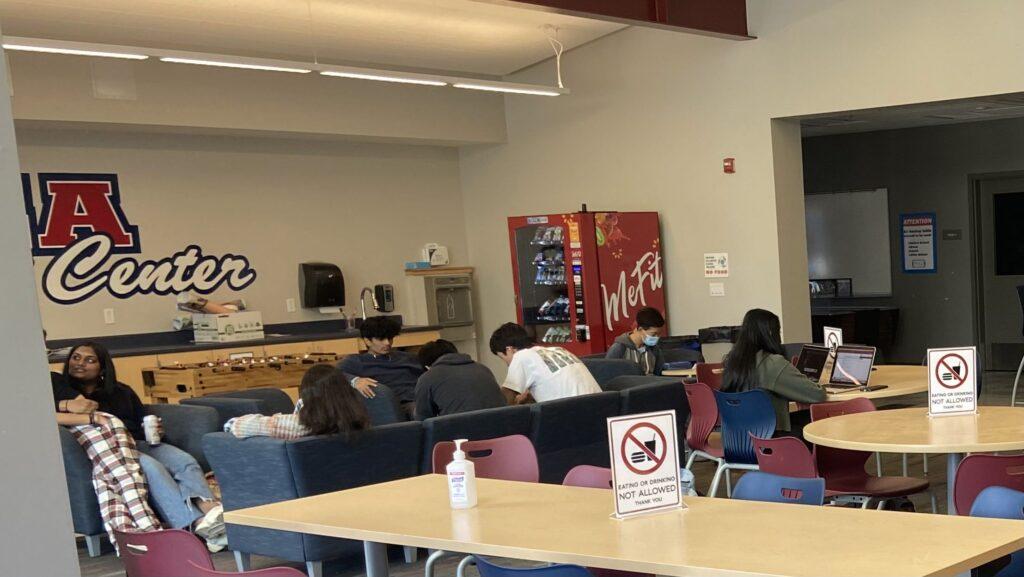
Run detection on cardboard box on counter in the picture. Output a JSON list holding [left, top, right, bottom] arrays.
[[193, 311, 264, 343]]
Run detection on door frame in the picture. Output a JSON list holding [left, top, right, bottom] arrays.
[[968, 170, 1024, 369]]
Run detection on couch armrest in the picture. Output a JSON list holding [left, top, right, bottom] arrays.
[[181, 397, 264, 426], [146, 404, 219, 471], [58, 426, 104, 536]]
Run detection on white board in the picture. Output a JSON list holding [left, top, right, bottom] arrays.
[[806, 188, 892, 297]]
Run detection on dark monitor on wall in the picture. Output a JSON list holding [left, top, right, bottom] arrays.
[[810, 278, 853, 298]]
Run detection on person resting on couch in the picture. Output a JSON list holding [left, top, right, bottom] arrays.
[[338, 315, 424, 417], [226, 364, 370, 439], [52, 342, 225, 551], [490, 322, 601, 405], [414, 339, 505, 420]]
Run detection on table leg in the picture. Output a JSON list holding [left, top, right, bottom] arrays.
[[947, 453, 963, 516], [364, 541, 390, 577]]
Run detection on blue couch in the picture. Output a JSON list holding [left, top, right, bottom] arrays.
[[207, 378, 688, 576], [60, 403, 220, 556], [183, 385, 404, 427]]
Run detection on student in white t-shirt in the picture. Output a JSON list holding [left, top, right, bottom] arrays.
[[489, 322, 602, 404]]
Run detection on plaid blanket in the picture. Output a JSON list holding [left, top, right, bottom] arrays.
[[69, 413, 162, 550]]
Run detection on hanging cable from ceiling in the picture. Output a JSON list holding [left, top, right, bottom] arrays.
[[544, 25, 565, 89]]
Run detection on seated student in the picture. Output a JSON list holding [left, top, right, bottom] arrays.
[[721, 309, 827, 437], [605, 306, 666, 375], [489, 322, 601, 404], [338, 316, 424, 417], [414, 339, 506, 420], [226, 364, 370, 439], [52, 342, 225, 551]]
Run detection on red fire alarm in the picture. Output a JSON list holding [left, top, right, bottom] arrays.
[[723, 158, 735, 174]]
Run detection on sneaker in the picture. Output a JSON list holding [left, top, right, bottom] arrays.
[[205, 532, 227, 553], [193, 504, 224, 540]]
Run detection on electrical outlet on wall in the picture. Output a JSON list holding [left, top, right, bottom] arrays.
[[103, 308, 116, 324], [709, 283, 726, 297], [286, 298, 296, 313]]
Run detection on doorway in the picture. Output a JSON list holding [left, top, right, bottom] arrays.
[[971, 172, 1024, 370]]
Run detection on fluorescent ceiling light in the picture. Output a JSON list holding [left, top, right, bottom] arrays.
[[2, 41, 147, 60], [453, 82, 565, 97], [160, 57, 311, 74], [320, 70, 446, 86]]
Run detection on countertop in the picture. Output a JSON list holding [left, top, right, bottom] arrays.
[[46, 319, 443, 359]]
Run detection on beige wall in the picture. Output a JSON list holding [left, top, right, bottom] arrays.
[[460, 0, 1024, 372], [19, 127, 467, 338], [9, 51, 507, 145]]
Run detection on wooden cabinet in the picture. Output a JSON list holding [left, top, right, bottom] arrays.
[[312, 339, 360, 355], [264, 342, 317, 357]]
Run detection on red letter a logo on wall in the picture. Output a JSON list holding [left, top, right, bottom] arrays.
[[24, 173, 140, 256]]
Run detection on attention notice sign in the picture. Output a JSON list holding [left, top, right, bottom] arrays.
[[607, 410, 682, 519]]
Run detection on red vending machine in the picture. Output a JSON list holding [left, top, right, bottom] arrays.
[[507, 210, 666, 357]]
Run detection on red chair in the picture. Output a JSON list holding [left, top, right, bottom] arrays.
[[694, 363, 724, 390], [752, 435, 819, 478], [115, 529, 215, 577], [563, 465, 613, 489], [953, 454, 1024, 515], [430, 435, 540, 577], [683, 383, 725, 473], [810, 399, 935, 511], [431, 434, 539, 482], [188, 562, 306, 577]]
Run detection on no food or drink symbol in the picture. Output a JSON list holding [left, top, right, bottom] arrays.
[[620, 422, 668, 475], [826, 332, 840, 353], [936, 353, 968, 389]]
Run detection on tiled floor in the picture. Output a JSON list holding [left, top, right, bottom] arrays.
[[77, 371, 1020, 577]]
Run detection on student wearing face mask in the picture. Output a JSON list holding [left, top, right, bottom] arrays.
[[605, 307, 666, 376]]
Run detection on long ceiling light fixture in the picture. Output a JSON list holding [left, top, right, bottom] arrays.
[[2, 36, 567, 96], [2, 37, 148, 60]]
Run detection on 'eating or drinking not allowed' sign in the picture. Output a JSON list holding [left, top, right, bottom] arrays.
[[607, 410, 681, 518], [927, 346, 977, 417]]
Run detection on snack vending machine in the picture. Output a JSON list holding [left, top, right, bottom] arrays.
[[506, 211, 666, 357]]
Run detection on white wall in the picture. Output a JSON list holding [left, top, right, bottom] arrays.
[[459, 0, 1024, 373], [19, 127, 468, 338]]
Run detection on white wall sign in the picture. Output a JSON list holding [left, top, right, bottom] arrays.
[[927, 346, 977, 416], [606, 410, 681, 519], [704, 252, 729, 278], [823, 326, 843, 354]]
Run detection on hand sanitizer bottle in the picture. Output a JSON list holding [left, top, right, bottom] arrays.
[[447, 439, 477, 509]]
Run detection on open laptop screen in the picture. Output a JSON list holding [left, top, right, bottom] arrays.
[[829, 345, 876, 387], [795, 345, 830, 381]]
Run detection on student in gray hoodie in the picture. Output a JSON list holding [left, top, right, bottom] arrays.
[[605, 307, 666, 376], [414, 339, 506, 420]]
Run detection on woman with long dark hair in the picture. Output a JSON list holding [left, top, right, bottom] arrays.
[[52, 342, 225, 550], [722, 309, 827, 435], [227, 364, 370, 439]]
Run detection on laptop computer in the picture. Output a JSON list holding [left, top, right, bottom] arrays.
[[795, 345, 830, 382], [828, 345, 877, 389]]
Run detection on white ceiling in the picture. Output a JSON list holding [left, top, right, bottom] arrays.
[[801, 93, 1024, 137], [0, 0, 625, 76]]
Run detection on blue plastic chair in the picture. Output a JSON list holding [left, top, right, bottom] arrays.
[[473, 555, 593, 577], [732, 471, 825, 506], [709, 389, 776, 497], [970, 487, 1024, 577]]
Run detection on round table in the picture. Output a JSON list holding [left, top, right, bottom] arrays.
[[822, 364, 927, 402], [804, 406, 1024, 514]]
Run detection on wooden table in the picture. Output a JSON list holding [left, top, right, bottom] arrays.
[[804, 407, 1024, 515], [224, 475, 1024, 577], [823, 364, 927, 401]]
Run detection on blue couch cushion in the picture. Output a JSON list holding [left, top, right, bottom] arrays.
[[361, 383, 404, 426], [602, 375, 681, 392], [181, 397, 264, 427], [59, 426, 104, 537], [582, 358, 641, 386], [421, 404, 532, 473], [529, 391, 621, 483], [619, 381, 690, 459], [147, 404, 220, 471]]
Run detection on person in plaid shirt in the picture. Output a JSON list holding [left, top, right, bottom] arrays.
[[226, 364, 370, 439]]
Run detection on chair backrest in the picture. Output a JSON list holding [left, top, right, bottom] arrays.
[[474, 554, 593, 577], [583, 358, 642, 386], [187, 561, 307, 577], [115, 529, 214, 577], [732, 471, 825, 506], [970, 486, 1024, 519], [809, 398, 876, 479], [953, 454, 1024, 515], [752, 435, 819, 478], [432, 434, 539, 482], [694, 363, 724, 390], [562, 465, 614, 489], [209, 387, 296, 415], [360, 383, 404, 425], [420, 404, 534, 474], [683, 383, 719, 453], [714, 389, 776, 464]]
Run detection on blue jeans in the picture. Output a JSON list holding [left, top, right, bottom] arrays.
[[137, 441, 214, 529]]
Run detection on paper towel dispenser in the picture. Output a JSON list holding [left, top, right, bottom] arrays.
[[299, 263, 345, 308]]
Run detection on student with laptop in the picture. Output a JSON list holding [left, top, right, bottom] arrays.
[[721, 309, 827, 437]]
